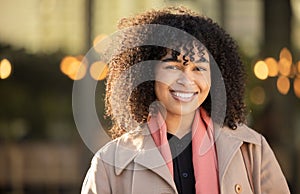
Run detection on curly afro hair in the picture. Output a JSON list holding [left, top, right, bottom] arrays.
[[105, 6, 247, 138]]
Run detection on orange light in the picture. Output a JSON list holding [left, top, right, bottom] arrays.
[[90, 61, 108, 80], [290, 63, 297, 77], [278, 48, 292, 76], [93, 34, 107, 53], [264, 57, 278, 77], [76, 55, 84, 61], [278, 58, 291, 76], [254, 60, 268, 80], [68, 61, 86, 80], [294, 77, 300, 98], [0, 58, 12, 79], [60, 56, 77, 75], [279, 47, 292, 65], [277, 76, 290, 95], [60, 56, 86, 80]]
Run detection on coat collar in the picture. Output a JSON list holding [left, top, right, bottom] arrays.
[[114, 124, 261, 190], [214, 124, 261, 184], [114, 126, 177, 191]]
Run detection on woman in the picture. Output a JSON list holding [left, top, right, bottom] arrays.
[[81, 6, 290, 194]]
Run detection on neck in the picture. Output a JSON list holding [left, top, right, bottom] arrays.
[[165, 111, 196, 138]]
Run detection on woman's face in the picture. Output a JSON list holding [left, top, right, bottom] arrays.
[[154, 49, 211, 117]]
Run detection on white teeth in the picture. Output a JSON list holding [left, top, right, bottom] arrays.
[[172, 92, 194, 98]]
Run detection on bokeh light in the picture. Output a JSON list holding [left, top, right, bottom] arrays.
[[0, 58, 12, 79], [278, 58, 292, 76], [68, 61, 86, 80], [279, 47, 293, 64], [264, 57, 278, 77], [89, 61, 108, 80], [294, 77, 300, 98], [60, 56, 86, 80], [254, 60, 269, 80], [278, 48, 292, 77], [60, 56, 77, 75], [277, 76, 290, 95], [255, 48, 300, 99], [93, 34, 107, 53]]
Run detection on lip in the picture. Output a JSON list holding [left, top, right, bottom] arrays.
[[169, 89, 198, 102]]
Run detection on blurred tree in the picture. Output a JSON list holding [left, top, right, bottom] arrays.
[[264, 0, 292, 56], [257, 0, 298, 193], [0, 45, 76, 142]]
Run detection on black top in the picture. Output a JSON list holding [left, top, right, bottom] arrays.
[[167, 132, 196, 194]]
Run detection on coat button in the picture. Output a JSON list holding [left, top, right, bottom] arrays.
[[235, 184, 242, 193], [182, 172, 189, 178]]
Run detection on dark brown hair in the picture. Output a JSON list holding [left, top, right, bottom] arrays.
[[105, 6, 246, 138]]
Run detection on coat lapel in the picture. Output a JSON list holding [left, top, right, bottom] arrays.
[[114, 133, 141, 175], [134, 134, 177, 192], [215, 124, 261, 185], [114, 129, 177, 192], [215, 126, 243, 185]]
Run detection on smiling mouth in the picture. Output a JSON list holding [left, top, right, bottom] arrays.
[[170, 90, 198, 102]]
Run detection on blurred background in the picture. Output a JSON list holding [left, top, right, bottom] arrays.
[[0, 0, 299, 193]]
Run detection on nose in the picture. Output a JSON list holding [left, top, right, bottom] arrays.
[[176, 71, 195, 86]]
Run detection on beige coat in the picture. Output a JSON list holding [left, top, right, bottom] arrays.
[[81, 124, 290, 194]]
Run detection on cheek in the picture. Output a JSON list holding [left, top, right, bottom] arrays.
[[154, 82, 167, 99], [154, 82, 160, 97], [155, 72, 177, 86], [195, 73, 211, 91]]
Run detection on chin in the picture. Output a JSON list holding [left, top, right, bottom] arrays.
[[167, 106, 199, 117]]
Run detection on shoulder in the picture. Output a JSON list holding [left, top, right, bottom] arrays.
[[91, 138, 118, 166], [92, 131, 145, 165], [219, 124, 265, 146], [223, 125, 291, 193]]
